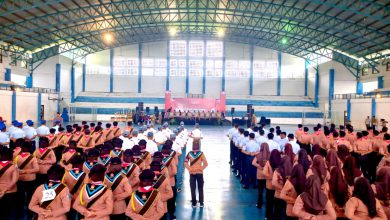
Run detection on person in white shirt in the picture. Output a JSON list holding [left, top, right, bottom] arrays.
[[256, 129, 268, 145], [266, 133, 280, 152], [9, 121, 25, 141], [288, 133, 301, 154], [137, 128, 147, 141], [129, 130, 140, 146], [190, 123, 203, 140], [242, 133, 260, 188], [146, 132, 158, 155], [8, 120, 18, 136], [169, 134, 182, 155], [154, 127, 167, 146], [162, 123, 172, 139], [23, 120, 37, 141], [36, 120, 50, 137], [278, 132, 289, 152], [119, 130, 134, 151], [51, 120, 61, 134], [274, 129, 281, 144], [0, 122, 10, 146]]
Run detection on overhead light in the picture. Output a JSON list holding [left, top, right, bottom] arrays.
[[281, 38, 288, 45], [376, 92, 382, 99], [217, 28, 225, 38], [103, 32, 114, 44], [169, 27, 177, 36]]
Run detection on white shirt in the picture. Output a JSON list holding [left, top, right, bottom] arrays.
[[119, 136, 134, 151], [243, 140, 260, 153], [191, 129, 203, 138], [278, 138, 289, 151], [289, 140, 301, 154], [129, 137, 139, 146], [36, 125, 50, 136], [52, 125, 60, 134], [274, 135, 281, 143], [10, 128, 25, 139], [267, 139, 280, 152], [162, 129, 172, 139], [239, 137, 250, 148], [256, 135, 268, 145], [8, 126, 17, 135], [172, 141, 182, 155], [0, 131, 10, 144], [137, 134, 147, 141], [23, 126, 37, 139], [227, 127, 237, 139], [146, 139, 158, 155], [154, 131, 167, 144]]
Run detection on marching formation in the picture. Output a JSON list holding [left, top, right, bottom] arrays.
[[0, 120, 208, 220], [227, 123, 390, 220]]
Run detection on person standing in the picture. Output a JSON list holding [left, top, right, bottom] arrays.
[[373, 116, 379, 131], [0, 122, 10, 147], [0, 147, 19, 220], [185, 140, 208, 208], [365, 116, 371, 130]]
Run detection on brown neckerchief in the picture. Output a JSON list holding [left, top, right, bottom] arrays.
[[110, 175, 124, 191], [63, 151, 77, 165], [70, 172, 86, 195], [86, 187, 107, 209], [152, 174, 166, 189], [0, 163, 12, 178], [124, 164, 137, 178], [138, 190, 159, 216], [39, 149, 52, 160], [19, 155, 34, 169], [188, 152, 203, 166], [67, 134, 74, 145], [48, 136, 58, 146], [40, 184, 66, 209]]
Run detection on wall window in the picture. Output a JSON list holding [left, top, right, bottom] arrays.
[[362, 81, 378, 93], [253, 60, 278, 78], [170, 59, 186, 77], [170, 40, 186, 57], [189, 59, 203, 77], [206, 60, 222, 77], [225, 60, 250, 78], [206, 41, 223, 57], [86, 65, 110, 75], [142, 58, 167, 76], [112, 57, 138, 76], [189, 41, 204, 57], [11, 74, 26, 85]]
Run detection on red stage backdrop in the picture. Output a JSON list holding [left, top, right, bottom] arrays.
[[165, 91, 226, 112]]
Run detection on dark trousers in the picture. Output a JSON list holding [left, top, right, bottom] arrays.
[[243, 155, 256, 187], [257, 179, 266, 207], [190, 174, 204, 205], [286, 217, 299, 220], [229, 141, 234, 163], [167, 186, 177, 217], [365, 151, 383, 183], [16, 180, 36, 220], [36, 173, 48, 186], [110, 214, 126, 220], [160, 213, 167, 220], [239, 151, 245, 178], [232, 146, 238, 172], [67, 208, 78, 220], [274, 198, 286, 220], [265, 189, 275, 219], [0, 192, 18, 220]]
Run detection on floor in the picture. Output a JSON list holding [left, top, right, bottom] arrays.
[[175, 125, 265, 220]]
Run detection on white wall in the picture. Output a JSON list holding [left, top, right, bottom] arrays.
[[33, 56, 59, 89], [86, 50, 110, 92], [16, 92, 38, 122], [0, 90, 12, 122], [281, 53, 305, 96], [41, 93, 59, 120]]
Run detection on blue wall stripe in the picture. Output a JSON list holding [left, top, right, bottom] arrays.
[[378, 76, 384, 89], [304, 60, 309, 96], [110, 48, 114, 93], [55, 64, 61, 92], [202, 40, 207, 95], [185, 40, 189, 95], [249, 45, 254, 96], [138, 43, 142, 93], [166, 40, 170, 91], [277, 51, 282, 96], [356, 81, 363, 94], [82, 63, 86, 92], [73, 107, 323, 118], [314, 65, 319, 107], [371, 98, 376, 119], [226, 99, 313, 106], [26, 74, 33, 88], [37, 93, 41, 122], [11, 91, 16, 121], [4, 68, 11, 81], [71, 63, 75, 103], [347, 99, 351, 121], [222, 41, 226, 92], [328, 69, 335, 118]]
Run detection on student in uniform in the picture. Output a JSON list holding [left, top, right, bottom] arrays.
[[252, 143, 270, 208], [185, 140, 208, 208], [372, 167, 390, 219], [345, 177, 387, 220], [104, 157, 132, 220], [29, 165, 70, 220], [292, 175, 336, 220], [58, 126, 74, 149], [297, 149, 311, 174], [150, 161, 173, 219], [93, 125, 105, 149], [15, 141, 40, 219], [72, 126, 84, 145], [111, 138, 124, 158], [60, 140, 78, 170], [298, 127, 312, 154], [78, 129, 95, 152], [74, 164, 114, 220], [328, 166, 349, 219], [343, 156, 362, 189], [62, 154, 88, 220], [47, 128, 60, 160], [280, 164, 306, 220], [98, 143, 113, 167], [160, 146, 178, 219], [0, 122, 10, 146], [83, 149, 99, 174], [34, 137, 56, 185], [125, 169, 165, 220], [272, 156, 293, 220], [103, 123, 114, 142], [263, 149, 281, 219], [10, 121, 26, 144], [139, 139, 152, 168], [23, 120, 37, 149], [122, 149, 141, 190], [112, 121, 122, 138], [242, 133, 260, 189], [0, 147, 19, 220]]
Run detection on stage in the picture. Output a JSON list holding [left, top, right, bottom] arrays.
[[164, 117, 225, 126]]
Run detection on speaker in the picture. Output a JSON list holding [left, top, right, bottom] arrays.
[[247, 104, 252, 113], [146, 107, 150, 114], [138, 102, 144, 111], [251, 109, 254, 114], [231, 107, 235, 114], [154, 106, 158, 112]]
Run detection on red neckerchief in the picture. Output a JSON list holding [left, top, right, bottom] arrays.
[[66, 133, 72, 137], [340, 138, 345, 141], [375, 136, 381, 140], [68, 149, 76, 154], [304, 132, 309, 135], [0, 161, 10, 167], [363, 137, 369, 140], [48, 134, 54, 139], [75, 132, 81, 136], [139, 186, 154, 193], [20, 152, 30, 158], [101, 154, 109, 158], [327, 135, 331, 139], [315, 132, 320, 136], [298, 128, 302, 131], [106, 128, 110, 131], [386, 140, 390, 143], [91, 181, 103, 186], [14, 147, 21, 152], [122, 162, 131, 167], [84, 135, 90, 139], [90, 127, 95, 131], [38, 148, 48, 154], [95, 132, 100, 136], [113, 126, 117, 129]]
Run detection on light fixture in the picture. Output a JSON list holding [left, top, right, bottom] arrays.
[[169, 27, 177, 36], [281, 38, 288, 45], [217, 28, 225, 38], [103, 32, 114, 44], [376, 92, 382, 99]]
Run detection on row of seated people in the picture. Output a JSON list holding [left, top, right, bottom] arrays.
[[227, 123, 390, 220], [165, 110, 223, 120]]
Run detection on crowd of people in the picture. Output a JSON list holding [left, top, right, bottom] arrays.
[[0, 119, 207, 220], [165, 109, 224, 120], [227, 123, 390, 220]]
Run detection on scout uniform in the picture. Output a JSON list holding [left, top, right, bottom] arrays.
[[110, 147, 123, 159], [62, 168, 89, 201], [111, 124, 122, 138], [34, 147, 56, 185], [60, 148, 78, 171], [104, 168, 132, 217], [103, 126, 114, 142], [93, 130, 106, 147], [72, 131, 84, 145], [59, 131, 74, 148], [122, 161, 141, 190], [78, 134, 95, 152], [0, 157, 19, 219], [29, 181, 71, 220], [83, 161, 98, 174], [185, 149, 208, 207], [151, 162, 173, 215]]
